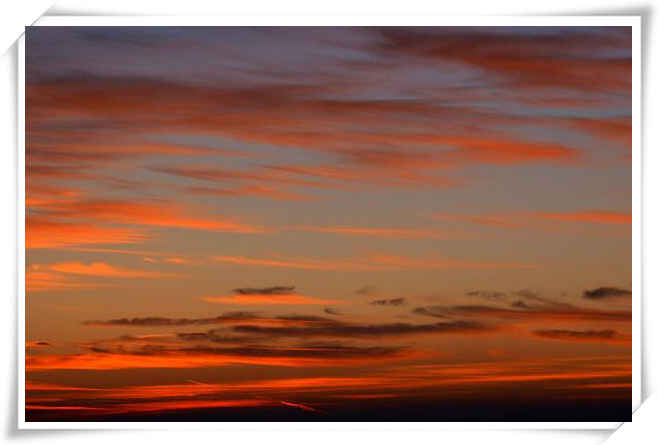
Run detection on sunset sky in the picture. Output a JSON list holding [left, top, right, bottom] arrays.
[[25, 26, 632, 421]]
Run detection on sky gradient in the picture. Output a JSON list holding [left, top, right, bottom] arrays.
[[25, 26, 632, 422]]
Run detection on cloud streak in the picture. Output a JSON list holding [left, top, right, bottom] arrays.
[[533, 329, 631, 344], [212, 254, 534, 271]]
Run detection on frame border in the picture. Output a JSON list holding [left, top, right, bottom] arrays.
[[18, 15, 642, 430]]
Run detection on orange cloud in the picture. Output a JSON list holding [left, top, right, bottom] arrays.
[[26, 217, 147, 249], [410, 134, 579, 165], [28, 199, 265, 240], [52, 199, 265, 233], [570, 117, 631, 149], [203, 292, 340, 305], [27, 261, 172, 292], [26, 268, 99, 293], [49, 262, 172, 278], [280, 400, 321, 413], [164, 257, 188, 264]]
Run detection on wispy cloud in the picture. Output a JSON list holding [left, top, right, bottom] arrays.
[[32, 198, 266, 234], [233, 320, 492, 338], [27, 342, 408, 371], [434, 210, 631, 230], [533, 329, 630, 344], [413, 303, 630, 323], [27, 217, 148, 249], [291, 226, 464, 240], [49, 262, 173, 278], [212, 254, 534, 271], [85, 312, 265, 327]]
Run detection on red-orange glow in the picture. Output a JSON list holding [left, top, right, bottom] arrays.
[[26, 405, 109, 411], [106, 399, 270, 414], [26, 349, 410, 371], [570, 117, 631, 149], [280, 400, 321, 412], [532, 211, 631, 225], [26, 356, 630, 415], [24, 27, 633, 421], [25, 341, 51, 348]]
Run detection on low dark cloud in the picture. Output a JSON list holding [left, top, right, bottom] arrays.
[[355, 286, 379, 297], [413, 304, 631, 322], [412, 307, 447, 318], [181, 344, 404, 359], [176, 330, 261, 344], [26, 341, 52, 347], [533, 329, 618, 340], [370, 298, 406, 307], [324, 307, 342, 316], [86, 312, 340, 328], [511, 300, 531, 309], [233, 320, 490, 338], [465, 290, 506, 301], [276, 314, 336, 324], [84, 312, 262, 327], [512, 289, 538, 299], [85, 341, 404, 360], [582, 287, 632, 300], [233, 286, 295, 295]]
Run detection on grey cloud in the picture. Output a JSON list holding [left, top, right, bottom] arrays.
[[233, 286, 295, 295], [355, 286, 379, 297], [370, 298, 406, 307], [412, 307, 447, 318], [582, 287, 632, 300], [233, 320, 490, 338], [465, 290, 507, 301]]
